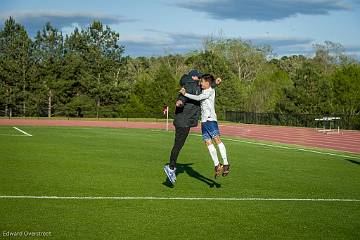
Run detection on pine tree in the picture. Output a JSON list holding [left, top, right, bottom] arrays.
[[0, 17, 31, 117], [32, 22, 64, 117]]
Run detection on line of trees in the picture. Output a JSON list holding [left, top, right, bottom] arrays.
[[0, 17, 359, 127]]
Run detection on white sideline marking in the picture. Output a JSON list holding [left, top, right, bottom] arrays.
[[13, 127, 32, 137], [0, 195, 359, 202], [190, 134, 360, 160]]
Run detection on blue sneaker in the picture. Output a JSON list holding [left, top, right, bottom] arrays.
[[163, 165, 176, 183]]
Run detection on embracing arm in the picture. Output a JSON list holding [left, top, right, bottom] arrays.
[[176, 94, 187, 107], [183, 89, 214, 101]]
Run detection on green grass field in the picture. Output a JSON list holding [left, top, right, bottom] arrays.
[[1, 126, 360, 239]]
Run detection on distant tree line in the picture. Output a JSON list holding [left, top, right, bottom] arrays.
[[1, 17, 359, 128]]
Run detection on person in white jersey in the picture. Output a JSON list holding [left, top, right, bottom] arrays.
[[180, 74, 230, 178]]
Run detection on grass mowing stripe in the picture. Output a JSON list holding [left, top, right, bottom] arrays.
[[0, 134, 28, 137], [189, 133, 360, 160], [1, 196, 360, 202], [13, 127, 32, 136]]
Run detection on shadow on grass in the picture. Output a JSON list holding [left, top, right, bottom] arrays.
[[162, 163, 221, 188], [346, 159, 360, 166]]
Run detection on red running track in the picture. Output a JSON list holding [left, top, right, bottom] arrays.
[[1, 119, 359, 154]]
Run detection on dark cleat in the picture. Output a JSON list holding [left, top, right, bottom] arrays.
[[214, 163, 223, 178], [222, 165, 230, 177]]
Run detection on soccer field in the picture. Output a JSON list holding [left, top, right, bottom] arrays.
[[0, 126, 359, 239]]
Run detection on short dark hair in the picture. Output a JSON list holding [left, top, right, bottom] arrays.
[[188, 69, 204, 78], [201, 74, 215, 83]]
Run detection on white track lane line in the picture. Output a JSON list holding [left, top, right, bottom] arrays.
[[13, 127, 32, 137], [0, 195, 359, 202]]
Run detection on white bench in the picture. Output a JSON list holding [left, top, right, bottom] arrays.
[[315, 117, 341, 134]]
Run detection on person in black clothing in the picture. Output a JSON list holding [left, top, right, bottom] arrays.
[[163, 70, 221, 184]]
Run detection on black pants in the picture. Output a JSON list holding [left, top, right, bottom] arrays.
[[169, 127, 191, 169]]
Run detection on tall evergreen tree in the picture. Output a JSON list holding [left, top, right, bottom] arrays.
[[0, 17, 31, 117], [81, 21, 124, 117], [32, 22, 64, 117]]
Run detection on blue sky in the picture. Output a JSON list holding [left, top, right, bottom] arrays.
[[1, 0, 360, 58]]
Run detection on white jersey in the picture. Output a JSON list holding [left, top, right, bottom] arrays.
[[185, 87, 217, 122]]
